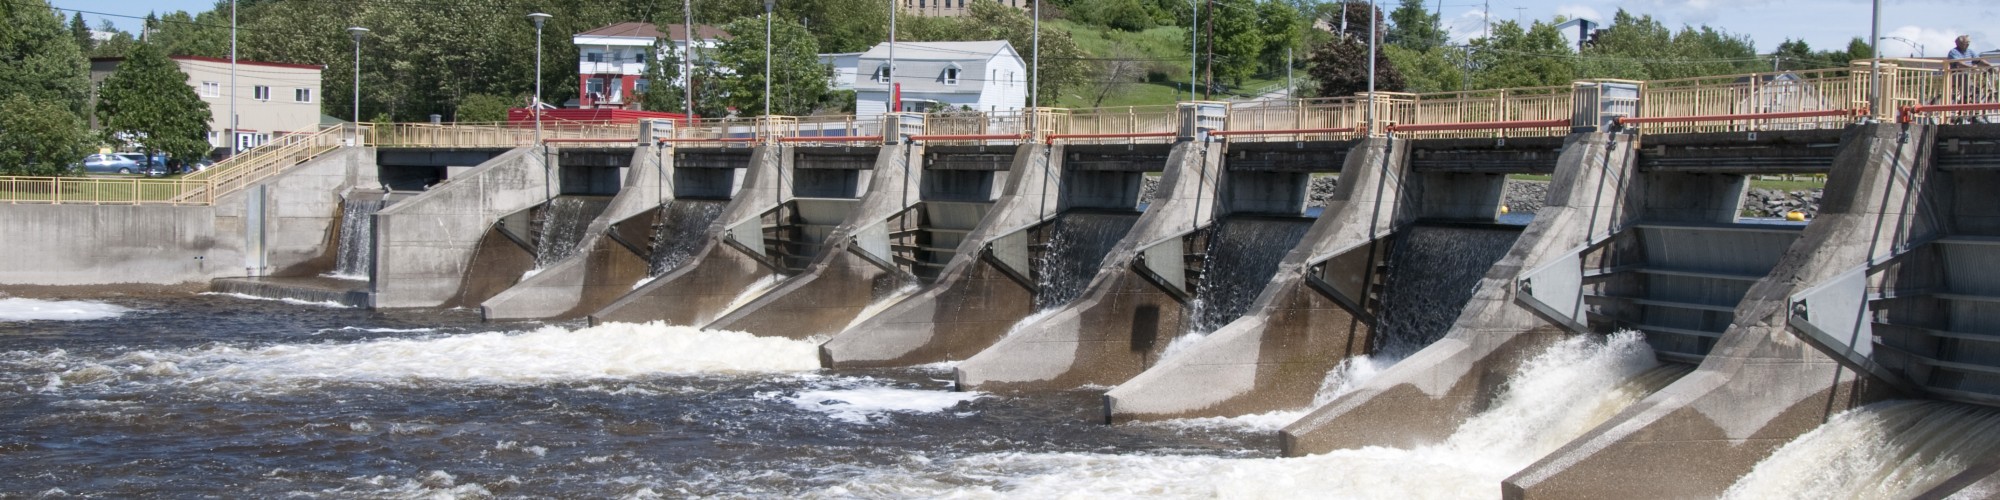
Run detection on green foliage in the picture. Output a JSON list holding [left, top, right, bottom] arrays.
[[1386, 0, 1445, 52], [1070, 0, 1155, 32], [455, 93, 516, 122], [0, 95, 94, 176], [1575, 10, 1762, 81], [69, 12, 90, 54], [1308, 34, 1404, 97], [1471, 20, 1576, 89], [95, 43, 213, 164], [639, 46, 686, 113], [0, 0, 92, 116], [1254, 1, 1306, 76], [1384, 45, 1464, 93], [778, 0, 887, 53], [712, 14, 827, 116], [150, 11, 231, 58]]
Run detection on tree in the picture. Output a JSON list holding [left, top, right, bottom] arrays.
[[1255, 0, 1307, 77], [1471, 20, 1576, 89], [0, 95, 94, 176], [69, 12, 91, 54], [1206, 0, 1261, 88], [1386, 0, 1445, 52], [638, 45, 685, 113], [1089, 45, 1148, 106], [712, 14, 827, 116], [455, 93, 515, 122], [95, 43, 213, 166], [90, 20, 139, 58], [151, 10, 230, 58], [1384, 44, 1464, 93], [1308, 34, 1404, 97], [0, 0, 92, 116]]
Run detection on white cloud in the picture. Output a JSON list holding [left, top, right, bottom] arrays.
[[1885, 25, 1992, 58]]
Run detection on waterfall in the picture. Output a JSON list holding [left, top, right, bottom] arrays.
[[531, 197, 612, 269], [332, 197, 385, 279], [1034, 212, 1141, 310], [1371, 225, 1522, 356], [1187, 217, 1315, 334], [648, 200, 729, 276], [1724, 400, 2000, 500]]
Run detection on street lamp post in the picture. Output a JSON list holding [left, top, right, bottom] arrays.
[[528, 12, 553, 146], [764, 0, 774, 120], [347, 27, 369, 125]]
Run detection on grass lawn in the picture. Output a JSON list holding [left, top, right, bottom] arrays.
[[1046, 20, 1295, 109]]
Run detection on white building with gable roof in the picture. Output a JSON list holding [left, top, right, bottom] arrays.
[[853, 40, 1026, 119]]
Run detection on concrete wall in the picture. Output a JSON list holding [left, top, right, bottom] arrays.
[[371, 147, 551, 308], [592, 146, 791, 326], [820, 144, 1060, 366], [0, 146, 376, 286], [953, 140, 1223, 391], [480, 146, 671, 319], [705, 144, 924, 339], [1502, 123, 1926, 499], [1104, 137, 1412, 421], [1281, 132, 1638, 454]]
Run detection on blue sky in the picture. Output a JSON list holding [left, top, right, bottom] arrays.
[[57, 0, 1997, 56]]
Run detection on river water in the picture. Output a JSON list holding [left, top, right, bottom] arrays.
[[0, 295, 1267, 498]]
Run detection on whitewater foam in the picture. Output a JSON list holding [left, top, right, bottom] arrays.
[[22, 322, 821, 391], [1723, 400, 2000, 500], [803, 332, 1677, 499], [778, 385, 986, 424], [0, 298, 133, 322], [200, 292, 351, 309], [1147, 354, 1396, 433]]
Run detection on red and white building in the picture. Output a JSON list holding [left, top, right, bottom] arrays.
[[571, 22, 727, 110]]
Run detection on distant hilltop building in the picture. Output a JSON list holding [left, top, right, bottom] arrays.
[[898, 0, 1031, 17], [571, 22, 728, 110], [853, 40, 1027, 118]]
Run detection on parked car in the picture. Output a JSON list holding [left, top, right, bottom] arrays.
[[78, 154, 142, 174]]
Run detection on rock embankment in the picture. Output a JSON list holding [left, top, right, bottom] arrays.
[[1741, 188, 1823, 218]]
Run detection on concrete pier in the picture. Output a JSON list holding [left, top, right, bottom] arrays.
[[1103, 138, 1411, 420], [1502, 124, 1933, 498], [591, 146, 792, 326], [479, 146, 671, 319], [703, 143, 925, 339], [1280, 132, 1635, 453], [818, 144, 1060, 366], [0, 147, 377, 286], [953, 140, 1224, 391]]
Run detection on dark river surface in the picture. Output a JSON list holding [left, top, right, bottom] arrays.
[[0, 294, 1274, 498]]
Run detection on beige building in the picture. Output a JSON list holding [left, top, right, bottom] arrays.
[[898, 0, 1031, 17], [90, 56, 325, 154]]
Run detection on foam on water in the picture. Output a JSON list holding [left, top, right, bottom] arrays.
[[1149, 354, 1394, 432], [200, 292, 352, 309], [1723, 400, 2000, 500], [25, 321, 820, 391], [777, 385, 986, 424], [0, 298, 133, 322], [804, 332, 1678, 498]]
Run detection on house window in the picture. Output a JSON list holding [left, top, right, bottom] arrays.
[[200, 81, 220, 97], [294, 88, 311, 102], [253, 85, 270, 100], [586, 79, 604, 96], [586, 52, 602, 63], [635, 53, 647, 63], [874, 64, 893, 82], [944, 66, 961, 85], [637, 79, 650, 93]]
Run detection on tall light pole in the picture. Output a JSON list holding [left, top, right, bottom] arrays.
[[347, 27, 369, 123], [889, 0, 897, 114], [683, 0, 695, 118], [764, 0, 774, 119], [1031, 0, 1040, 111], [528, 12, 552, 145], [229, 0, 237, 155], [1367, 1, 1377, 130], [1189, 0, 1198, 100]]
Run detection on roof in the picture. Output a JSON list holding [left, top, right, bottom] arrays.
[[90, 55, 323, 71], [859, 40, 1015, 61], [577, 22, 728, 41]]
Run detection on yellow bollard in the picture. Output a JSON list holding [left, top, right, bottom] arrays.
[[1786, 210, 1807, 222], [1500, 205, 1510, 214]]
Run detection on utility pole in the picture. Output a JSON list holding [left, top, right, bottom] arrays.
[[1367, 1, 1376, 127], [1203, 0, 1215, 99], [684, 0, 694, 117], [1483, 0, 1490, 39], [889, 0, 896, 113], [1869, 0, 1880, 118], [1286, 47, 1294, 98], [764, 0, 773, 118], [229, 0, 237, 155], [1032, 0, 1040, 110], [1189, 0, 1199, 100]]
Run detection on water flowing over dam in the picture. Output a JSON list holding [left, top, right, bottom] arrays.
[[1370, 225, 1522, 356], [1033, 212, 1141, 310], [1187, 217, 1315, 335], [647, 200, 728, 276], [331, 197, 386, 278], [531, 196, 612, 269]]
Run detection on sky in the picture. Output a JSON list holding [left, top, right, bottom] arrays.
[[55, 0, 1999, 57]]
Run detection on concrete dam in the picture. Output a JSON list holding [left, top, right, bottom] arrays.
[[6, 70, 2000, 497]]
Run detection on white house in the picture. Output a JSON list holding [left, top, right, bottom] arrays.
[[820, 52, 862, 91], [852, 40, 1027, 119], [571, 22, 726, 109]]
